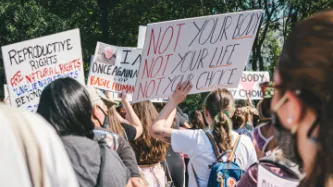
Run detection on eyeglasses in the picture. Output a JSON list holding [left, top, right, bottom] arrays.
[[259, 81, 285, 99]]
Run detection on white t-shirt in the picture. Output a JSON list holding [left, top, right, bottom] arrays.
[[171, 129, 257, 187], [0, 104, 79, 187]]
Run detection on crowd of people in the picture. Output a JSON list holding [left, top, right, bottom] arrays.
[[1, 9, 333, 187]]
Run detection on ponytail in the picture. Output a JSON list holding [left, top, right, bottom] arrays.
[[212, 111, 232, 152], [205, 89, 235, 152]]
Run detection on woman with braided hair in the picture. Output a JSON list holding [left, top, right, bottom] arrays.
[[150, 81, 257, 187]]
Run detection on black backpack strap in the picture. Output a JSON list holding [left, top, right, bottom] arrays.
[[96, 144, 106, 187]]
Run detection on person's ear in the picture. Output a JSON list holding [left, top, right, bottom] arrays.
[[284, 90, 303, 132], [204, 108, 213, 125], [204, 108, 210, 118]]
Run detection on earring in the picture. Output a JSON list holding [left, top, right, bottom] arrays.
[[287, 117, 293, 124], [291, 124, 299, 134]]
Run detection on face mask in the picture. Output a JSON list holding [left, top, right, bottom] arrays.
[[271, 95, 303, 168], [97, 106, 109, 129], [253, 122, 274, 153]]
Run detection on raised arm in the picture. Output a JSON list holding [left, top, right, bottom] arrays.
[[120, 92, 143, 139], [150, 81, 192, 143]]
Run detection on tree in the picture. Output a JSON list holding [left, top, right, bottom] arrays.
[[0, 1, 68, 99], [0, 0, 331, 109]]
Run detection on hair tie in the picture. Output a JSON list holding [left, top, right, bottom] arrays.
[[214, 114, 220, 123]]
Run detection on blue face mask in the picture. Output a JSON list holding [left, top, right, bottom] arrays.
[[97, 106, 109, 129]]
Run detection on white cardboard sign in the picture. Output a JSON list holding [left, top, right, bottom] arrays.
[[257, 164, 299, 187], [1, 29, 84, 112], [103, 90, 168, 103], [3, 84, 10, 105], [137, 26, 147, 49], [133, 10, 263, 102], [88, 42, 141, 94], [228, 71, 270, 100]]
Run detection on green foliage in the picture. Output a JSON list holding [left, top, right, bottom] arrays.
[[0, 1, 69, 99], [0, 0, 331, 109]]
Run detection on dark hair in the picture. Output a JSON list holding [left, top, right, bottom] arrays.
[[37, 78, 94, 139], [232, 110, 246, 130], [204, 89, 234, 152], [277, 10, 333, 187]]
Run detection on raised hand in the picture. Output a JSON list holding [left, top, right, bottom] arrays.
[[171, 80, 193, 105]]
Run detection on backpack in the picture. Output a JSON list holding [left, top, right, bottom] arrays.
[[192, 132, 244, 187]]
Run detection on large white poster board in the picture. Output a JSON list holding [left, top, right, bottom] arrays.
[[1, 29, 84, 112], [257, 164, 299, 187], [133, 10, 263, 102], [228, 71, 270, 100], [88, 42, 141, 94]]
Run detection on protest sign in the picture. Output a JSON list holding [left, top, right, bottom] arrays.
[[88, 42, 142, 94], [133, 10, 263, 102], [3, 84, 10, 105], [104, 90, 168, 103], [137, 26, 147, 48], [4, 84, 9, 99], [1, 29, 84, 112], [228, 71, 270, 100], [257, 164, 299, 187]]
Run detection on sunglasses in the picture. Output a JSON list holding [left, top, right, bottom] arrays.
[[261, 82, 321, 146], [259, 81, 283, 99]]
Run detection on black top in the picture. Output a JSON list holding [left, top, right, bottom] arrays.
[[122, 123, 137, 142]]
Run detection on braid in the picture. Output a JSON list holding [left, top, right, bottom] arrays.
[[212, 111, 232, 152], [205, 89, 234, 152]]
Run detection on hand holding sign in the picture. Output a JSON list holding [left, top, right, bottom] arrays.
[[171, 81, 193, 105]]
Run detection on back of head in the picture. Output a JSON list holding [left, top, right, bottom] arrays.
[[232, 110, 246, 130], [205, 89, 235, 152], [0, 104, 79, 187], [276, 10, 333, 186], [37, 78, 94, 139], [257, 98, 272, 122], [190, 110, 205, 130], [131, 101, 168, 164]]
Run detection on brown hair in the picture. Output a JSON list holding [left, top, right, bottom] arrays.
[[232, 110, 246, 130], [107, 106, 126, 138], [257, 98, 272, 122], [205, 89, 234, 152], [190, 110, 205, 130], [277, 10, 333, 187], [131, 101, 168, 165]]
